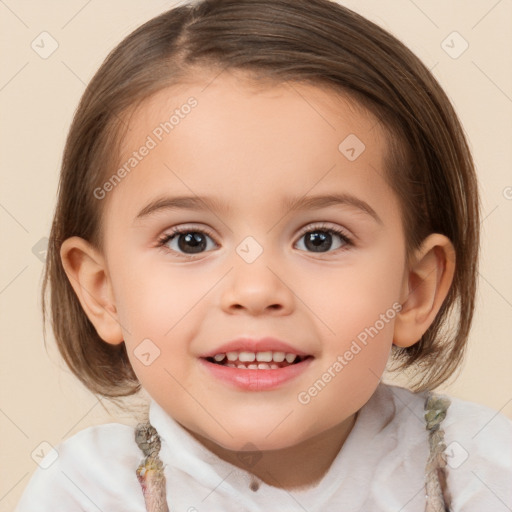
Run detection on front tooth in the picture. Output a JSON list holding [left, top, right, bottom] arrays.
[[227, 352, 238, 361], [239, 351, 256, 362], [213, 353, 225, 362], [256, 351, 272, 362], [236, 363, 248, 369], [285, 353, 297, 363], [258, 363, 271, 369], [247, 364, 258, 369], [269, 363, 279, 369], [272, 351, 286, 362]]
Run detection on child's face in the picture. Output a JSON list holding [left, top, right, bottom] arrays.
[[101, 71, 410, 451]]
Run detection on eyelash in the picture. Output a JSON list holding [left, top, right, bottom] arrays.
[[156, 223, 354, 258]]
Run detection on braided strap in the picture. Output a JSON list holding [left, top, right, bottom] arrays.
[[135, 422, 170, 512], [424, 393, 452, 512]]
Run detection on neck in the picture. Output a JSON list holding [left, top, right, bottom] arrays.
[[187, 412, 357, 490]]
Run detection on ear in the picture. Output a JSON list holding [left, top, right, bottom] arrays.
[[393, 233, 456, 348], [60, 236, 124, 345]]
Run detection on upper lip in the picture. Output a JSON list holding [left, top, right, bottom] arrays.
[[200, 337, 311, 358]]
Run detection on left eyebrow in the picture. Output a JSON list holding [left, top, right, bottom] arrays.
[[282, 193, 383, 225]]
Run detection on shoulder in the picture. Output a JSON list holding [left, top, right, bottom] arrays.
[[441, 394, 512, 510], [15, 422, 146, 512], [382, 384, 512, 510], [442, 392, 512, 453], [381, 383, 512, 451]]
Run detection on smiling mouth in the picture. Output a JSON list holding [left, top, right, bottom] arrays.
[[204, 351, 312, 370]]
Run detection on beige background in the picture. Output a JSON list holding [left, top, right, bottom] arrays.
[[1, 0, 511, 509]]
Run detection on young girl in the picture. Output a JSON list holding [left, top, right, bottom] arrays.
[[15, 0, 511, 510]]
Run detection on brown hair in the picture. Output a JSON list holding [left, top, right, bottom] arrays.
[[42, 0, 479, 398]]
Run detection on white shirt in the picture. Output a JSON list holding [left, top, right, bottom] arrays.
[[15, 383, 512, 511]]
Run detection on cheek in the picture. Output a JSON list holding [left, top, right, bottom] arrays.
[[111, 258, 194, 336], [113, 277, 168, 338], [314, 254, 403, 332], [308, 249, 404, 394], [110, 262, 205, 378], [111, 267, 197, 393]]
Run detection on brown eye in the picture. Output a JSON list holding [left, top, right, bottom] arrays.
[[295, 225, 352, 253], [158, 227, 218, 256], [174, 232, 208, 253]]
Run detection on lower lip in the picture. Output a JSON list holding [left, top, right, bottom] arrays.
[[199, 357, 313, 391]]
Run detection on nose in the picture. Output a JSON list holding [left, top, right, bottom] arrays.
[[219, 252, 295, 316]]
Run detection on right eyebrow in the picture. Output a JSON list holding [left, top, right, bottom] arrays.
[[134, 195, 231, 222]]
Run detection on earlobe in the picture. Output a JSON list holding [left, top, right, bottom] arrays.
[[60, 236, 124, 345], [393, 234, 456, 348]]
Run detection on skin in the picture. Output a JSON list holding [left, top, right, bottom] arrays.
[[61, 70, 455, 490]]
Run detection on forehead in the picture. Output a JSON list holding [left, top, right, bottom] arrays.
[[103, 70, 398, 230], [122, 69, 387, 155]]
